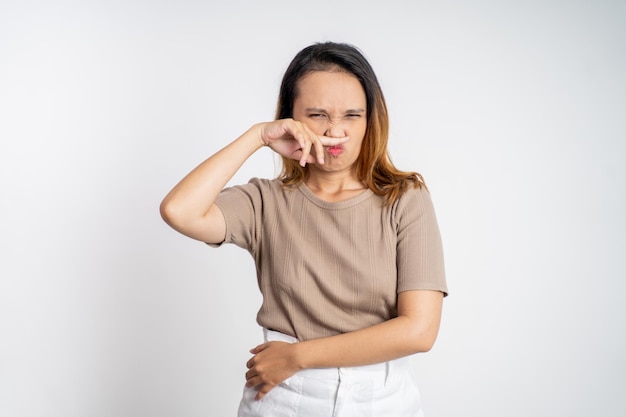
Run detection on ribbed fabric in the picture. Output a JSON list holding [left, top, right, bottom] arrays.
[[214, 178, 447, 342]]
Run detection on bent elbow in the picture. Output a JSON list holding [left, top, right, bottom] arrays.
[[417, 337, 437, 353], [404, 323, 440, 354], [412, 336, 437, 354], [159, 197, 190, 231], [159, 198, 176, 226], [159, 198, 225, 243]]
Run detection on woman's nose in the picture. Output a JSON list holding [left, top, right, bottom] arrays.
[[324, 123, 346, 138]]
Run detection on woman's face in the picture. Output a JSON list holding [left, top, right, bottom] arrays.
[[292, 70, 367, 172]]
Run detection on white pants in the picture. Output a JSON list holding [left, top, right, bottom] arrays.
[[238, 329, 424, 417]]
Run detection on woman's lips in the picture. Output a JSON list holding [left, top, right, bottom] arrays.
[[326, 145, 343, 156]]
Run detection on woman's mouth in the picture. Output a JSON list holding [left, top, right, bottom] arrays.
[[326, 145, 343, 157]]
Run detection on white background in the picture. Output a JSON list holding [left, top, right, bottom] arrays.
[[1, 1, 625, 416]]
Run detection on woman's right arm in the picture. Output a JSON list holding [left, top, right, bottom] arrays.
[[159, 120, 348, 243]]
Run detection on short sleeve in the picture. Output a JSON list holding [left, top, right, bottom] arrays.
[[212, 179, 264, 252], [394, 187, 448, 296]]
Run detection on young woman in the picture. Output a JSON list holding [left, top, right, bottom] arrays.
[[160, 41, 448, 417]]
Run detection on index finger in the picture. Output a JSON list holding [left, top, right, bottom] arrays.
[[319, 136, 350, 146], [249, 343, 269, 354]]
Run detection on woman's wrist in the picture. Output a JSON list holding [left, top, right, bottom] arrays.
[[291, 341, 309, 371], [246, 122, 269, 149]]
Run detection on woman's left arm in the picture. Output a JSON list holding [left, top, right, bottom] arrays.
[[245, 289, 443, 400]]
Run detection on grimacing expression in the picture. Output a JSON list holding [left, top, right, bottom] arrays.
[[292, 70, 367, 171]]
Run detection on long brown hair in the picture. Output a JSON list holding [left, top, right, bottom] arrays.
[[276, 42, 424, 205]]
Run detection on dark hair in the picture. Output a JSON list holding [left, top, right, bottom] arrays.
[[276, 42, 424, 204]]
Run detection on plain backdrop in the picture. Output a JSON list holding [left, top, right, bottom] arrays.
[[1, 1, 625, 416]]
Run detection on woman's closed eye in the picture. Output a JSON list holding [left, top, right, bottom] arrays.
[[307, 113, 363, 122]]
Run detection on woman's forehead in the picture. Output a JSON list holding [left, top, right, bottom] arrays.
[[294, 71, 366, 108]]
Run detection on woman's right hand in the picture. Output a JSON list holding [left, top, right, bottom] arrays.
[[256, 119, 349, 167], [161, 118, 350, 243]]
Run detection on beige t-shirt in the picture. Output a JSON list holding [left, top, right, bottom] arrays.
[[214, 178, 447, 341]]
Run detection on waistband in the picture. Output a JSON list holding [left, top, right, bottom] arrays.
[[263, 328, 411, 381]]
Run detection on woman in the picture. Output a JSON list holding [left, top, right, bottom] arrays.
[[160, 42, 447, 417]]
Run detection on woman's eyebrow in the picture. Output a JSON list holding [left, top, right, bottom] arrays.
[[345, 108, 366, 114], [305, 107, 328, 113], [305, 108, 365, 114]]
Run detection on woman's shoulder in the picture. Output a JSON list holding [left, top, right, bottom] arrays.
[[246, 177, 286, 193], [247, 177, 276, 186], [219, 177, 285, 202], [396, 181, 431, 204], [390, 182, 436, 218], [240, 177, 297, 203]]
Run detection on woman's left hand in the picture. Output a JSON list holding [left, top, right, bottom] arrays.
[[245, 341, 301, 400]]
